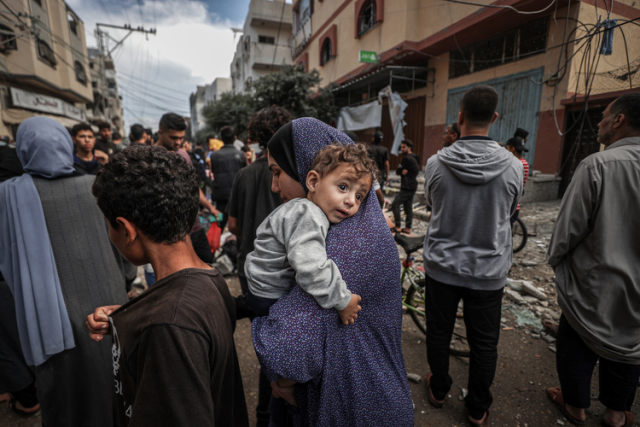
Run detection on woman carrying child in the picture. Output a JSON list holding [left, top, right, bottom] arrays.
[[251, 118, 414, 426]]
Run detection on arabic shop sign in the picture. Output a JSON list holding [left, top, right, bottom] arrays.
[[10, 87, 86, 121], [358, 50, 378, 64]]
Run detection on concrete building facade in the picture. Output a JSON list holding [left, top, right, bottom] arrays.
[[0, 0, 93, 136], [189, 85, 207, 138], [294, 0, 640, 197], [86, 48, 124, 134], [231, 0, 294, 93], [204, 77, 232, 106]]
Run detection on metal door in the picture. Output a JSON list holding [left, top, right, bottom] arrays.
[[445, 67, 544, 168]]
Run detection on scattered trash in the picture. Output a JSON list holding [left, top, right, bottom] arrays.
[[407, 373, 422, 383], [535, 354, 542, 358], [502, 327, 514, 331], [556, 419, 565, 425], [458, 388, 468, 401]]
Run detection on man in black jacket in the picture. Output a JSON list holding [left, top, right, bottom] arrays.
[[391, 139, 420, 234], [209, 125, 246, 229]]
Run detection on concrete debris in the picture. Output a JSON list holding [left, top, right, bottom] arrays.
[[543, 335, 557, 344], [548, 345, 557, 353], [505, 289, 526, 305], [519, 280, 548, 300]]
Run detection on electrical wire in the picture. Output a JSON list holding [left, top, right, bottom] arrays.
[[270, 0, 287, 72], [445, 0, 557, 15]]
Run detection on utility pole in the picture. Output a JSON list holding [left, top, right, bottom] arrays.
[[95, 23, 156, 57]]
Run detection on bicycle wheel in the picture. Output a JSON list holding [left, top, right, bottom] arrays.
[[512, 218, 528, 253], [405, 278, 427, 335]]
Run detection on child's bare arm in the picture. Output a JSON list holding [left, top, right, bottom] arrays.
[[338, 294, 362, 326]]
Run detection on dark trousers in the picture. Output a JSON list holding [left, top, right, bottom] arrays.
[[557, 315, 640, 411], [391, 189, 415, 229], [0, 281, 36, 402], [425, 275, 504, 420], [215, 200, 229, 230], [191, 228, 214, 264]]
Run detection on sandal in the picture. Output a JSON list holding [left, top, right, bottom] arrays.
[[9, 398, 40, 419], [603, 411, 634, 427], [426, 373, 444, 408], [401, 228, 412, 235], [469, 409, 490, 426], [546, 387, 585, 426]]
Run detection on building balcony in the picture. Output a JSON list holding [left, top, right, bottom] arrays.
[[249, 0, 292, 29], [251, 43, 291, 69]]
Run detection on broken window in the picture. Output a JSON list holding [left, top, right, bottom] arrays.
[[449, 16, 549, 78], [75, 61, 87, 85], [321, 37, 332, 65], [0, 24, 17, 52], [67, 11, 77, 36], [37, 39, 57, 67], [358, 0, 376, 37]]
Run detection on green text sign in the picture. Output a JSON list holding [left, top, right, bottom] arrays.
[[359, 50, 377, 64]]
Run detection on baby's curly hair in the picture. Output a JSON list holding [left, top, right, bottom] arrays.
[[92, 145, 200, 244], [310, 142, 379, 183]]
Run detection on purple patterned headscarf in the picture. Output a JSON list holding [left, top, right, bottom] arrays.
[[253, 118, 414, 426]]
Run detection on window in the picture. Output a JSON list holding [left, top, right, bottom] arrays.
[[358, 0, 376, 36], [91, 81, 97, 88], [0, 24, 17, 52], [89, 62, 94, 69], [67, 11, 77, 36], [75, 61, 87, 84], [33, 0, 42, 5], [258, 35, 275, 44], [37, 39, 57, 67], [320, 38, 332, 65], [449, 16, 549, 78]]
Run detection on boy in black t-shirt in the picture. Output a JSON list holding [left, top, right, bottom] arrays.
[[85, 146, 248, 427], [390, 139, 420, 234]]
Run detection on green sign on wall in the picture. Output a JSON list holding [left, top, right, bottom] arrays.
[[359, 50, 378, 64]]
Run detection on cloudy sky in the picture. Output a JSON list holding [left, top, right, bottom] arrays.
[[67, 0, 252, 131]]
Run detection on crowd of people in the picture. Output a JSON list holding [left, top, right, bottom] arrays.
[[0, 87, 638, 427]]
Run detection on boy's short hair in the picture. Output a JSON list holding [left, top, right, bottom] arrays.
[[71, 123, 94, 137], [311, 142, 379, 183], [92, 146, 200, 244], [460, 85, 499, 128], [97, 121, 111, 130], [241, 145, 251, 153], [112, 132, 122, 141], [159, 113, 187, 132], [220, 126, 235, 145], [130, 124, 146, 141], [401, 139, 413, 148]]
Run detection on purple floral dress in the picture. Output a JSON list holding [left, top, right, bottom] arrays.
[[252, 118, 414, 426]]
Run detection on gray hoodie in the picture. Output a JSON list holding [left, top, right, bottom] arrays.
[[423, 137, 523, 290]]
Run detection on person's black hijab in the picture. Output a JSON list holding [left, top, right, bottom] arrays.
[[266, 122, 299, 182]]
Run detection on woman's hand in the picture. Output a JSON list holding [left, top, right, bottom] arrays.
[[85, 305, 121, 342], [271, 379, 298, 407]]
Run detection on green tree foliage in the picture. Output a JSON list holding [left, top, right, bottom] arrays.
[[250, 65, 338, 123], [202, 92, 254, 140], [202, 65, 338, 140]]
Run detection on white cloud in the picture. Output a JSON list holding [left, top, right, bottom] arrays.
[[67, 0, 242, 130]]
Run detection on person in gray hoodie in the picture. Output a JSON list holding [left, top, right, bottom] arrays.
[[422, 85, 523, 426]]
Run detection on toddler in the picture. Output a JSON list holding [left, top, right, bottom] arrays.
[[245, 142, 378, 325]]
